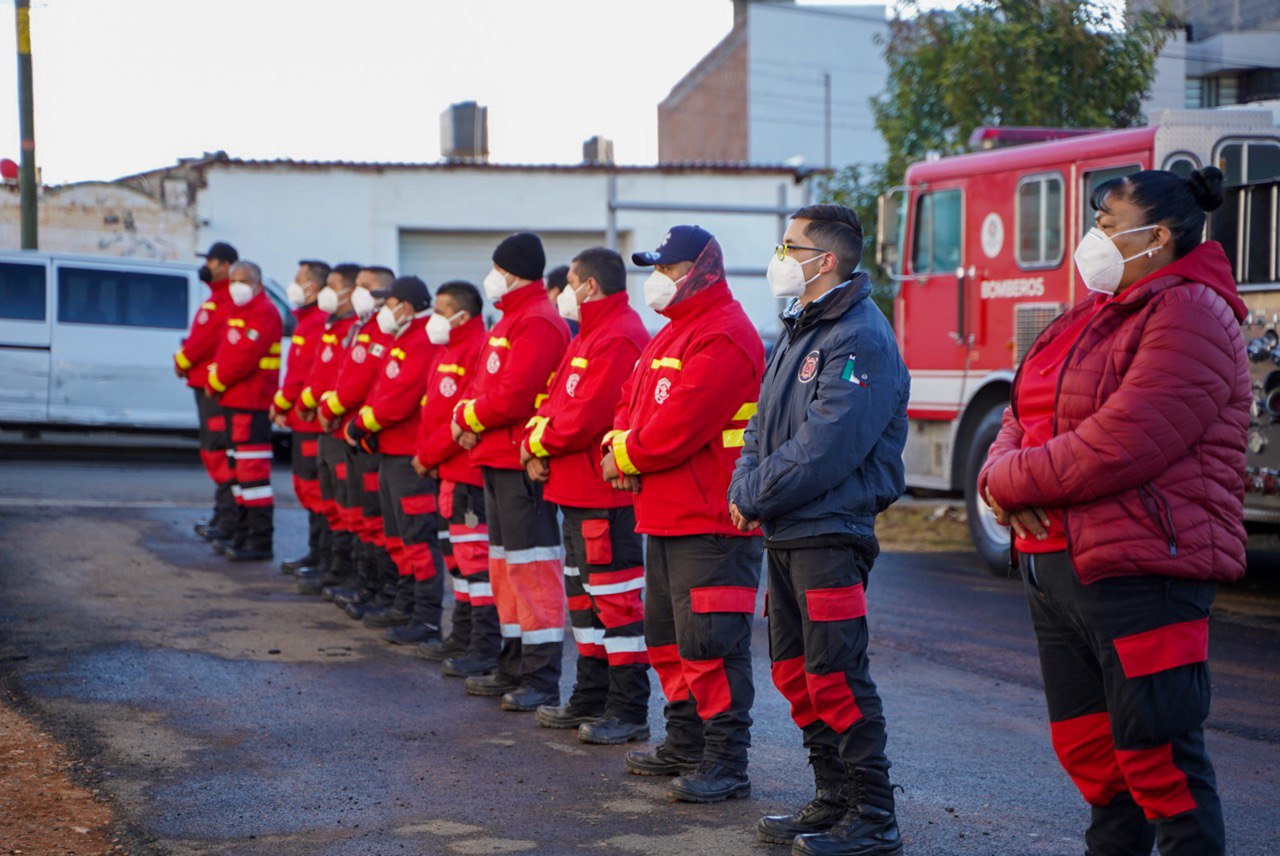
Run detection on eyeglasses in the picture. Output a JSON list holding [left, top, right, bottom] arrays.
[[774, 243, 828, 261]]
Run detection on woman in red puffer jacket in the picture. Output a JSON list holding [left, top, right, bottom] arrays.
[[979, 166, 1246, 856]]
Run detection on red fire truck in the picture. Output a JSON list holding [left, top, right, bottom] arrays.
[[876, 108, 1280, 572]]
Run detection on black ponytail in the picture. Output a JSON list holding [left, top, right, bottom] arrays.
[[1090, 166, 1225, 258]]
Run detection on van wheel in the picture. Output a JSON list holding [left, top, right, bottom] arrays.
[[964, 406, 1011, 576]]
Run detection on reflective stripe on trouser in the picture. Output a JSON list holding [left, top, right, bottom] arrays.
[[440, 479, 491, 654], [483, 466, 564, 694], [562, 504, 650, 723], [1023, 551, 1224, 856], [645, 533, 762, 772], [318, 434, 353, 577], [766, 542, 888, 774], [380, 455, 444, 627], [222, 407, 274, 552], [195, 390, 236, 530], [347, 447, 383, 549]]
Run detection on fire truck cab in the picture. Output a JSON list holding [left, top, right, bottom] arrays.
[[877, 108, 1280, 572]]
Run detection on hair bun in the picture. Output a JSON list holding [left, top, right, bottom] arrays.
[[1187, 166, 1225, 213]]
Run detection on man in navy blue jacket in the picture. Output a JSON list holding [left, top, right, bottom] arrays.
[[728, 204, 909, 856]]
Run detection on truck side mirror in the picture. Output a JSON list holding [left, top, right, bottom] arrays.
[[877, 188, 908, 279]]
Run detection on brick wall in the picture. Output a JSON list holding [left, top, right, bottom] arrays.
[[658, 29, 749, 162]]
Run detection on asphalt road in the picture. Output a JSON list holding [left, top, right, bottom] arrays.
[[1, 452, 1278, 856]]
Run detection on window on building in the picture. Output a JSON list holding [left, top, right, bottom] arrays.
[[1016, 174, 1064, 268], [57, 267, 188, 329], [1163, 153, 1200, 180], [1203, 75, 1241, 108], [1241, 69, 1280, 104], [912, 189, 962, 274], [0, 262, 47, 321], [1217, 140, 1280, 185], [1184, 78, 1203, 109], [1081, 165, 1141, 235]]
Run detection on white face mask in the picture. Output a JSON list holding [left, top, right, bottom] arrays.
[[483, 269, 510, 302], [766, 252, 825, 299], [376, 304, 406, 336], [1073, 226, 1163, 295], [643, 270, 686, 312], [317, 285, 340, 314], [351, 287, 378, 320], [557, 284, 585, 321], [286, 281, 308, 307], [426, 310, 462, 345], [229, 282, 255, 307]]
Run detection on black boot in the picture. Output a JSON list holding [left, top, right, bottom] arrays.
[[535, 702, 604, 729], [362, 575, 415, 628], [418, 635, 467, 662], [625, 742, 702, 777], [441, 652, 496, 677], [578, 716, 650, 745], [325, 540, 368, 600], [792, 767, 902, 856], [280, 552, 316, 575], [758, 753, 848, 845], [669, 761, 751, 803], [501, 685, 559, 712], [464, 671, 520, 697], [387, 576, 443, 644], [296, 544, 334, 594]]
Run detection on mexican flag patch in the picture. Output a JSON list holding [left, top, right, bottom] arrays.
[[841, 355, 867, 387]]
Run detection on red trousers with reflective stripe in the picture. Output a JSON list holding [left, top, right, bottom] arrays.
[[644, 533, 762, 773], [562, 504, 649, 723], [195, 390, 236, 530], [1024, 551, 1223, 856], [766, 542, 887, 774], [439, 479, 492, 653], [222, 407, 273, 552], [483, 467, 564, 695]]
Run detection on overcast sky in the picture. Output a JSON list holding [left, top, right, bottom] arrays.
[[0, 0, 969, 185]]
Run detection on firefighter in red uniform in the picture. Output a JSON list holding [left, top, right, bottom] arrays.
[[451, 233, 570, 712], [204, 260, 283, 562], [519, 247, 652, 743], [271, 260, 331, 576], [604, 225, 765, 802], [345, 276, 445, 644], [411, 282, 491, 665], [293, 264, 363, 594], [175, 241, 239, 543], [307, 267, 397, 603]]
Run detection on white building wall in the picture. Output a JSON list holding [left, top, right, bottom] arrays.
[[196, 164, 807, 337], [746, 3, 889, 168], [1144, 30, 1191, 115]]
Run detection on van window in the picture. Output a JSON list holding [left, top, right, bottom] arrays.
[[1216, 140, 1280, 185], [1162, 153, 1200, 180], [912, 189, 962, 274], [0, 261, 46, 321], [57, 267, 188, 329], [1081, 165, 1140, 235], [1016, 174, 1064, 268]]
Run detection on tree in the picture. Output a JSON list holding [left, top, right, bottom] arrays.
[[873, 0, 1171, 182]]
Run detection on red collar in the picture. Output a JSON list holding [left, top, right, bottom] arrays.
[[662, 279, 730, 324], [579, 290, 631, 333], [495, 279, 546, 313], [449, 314, 487, 347]]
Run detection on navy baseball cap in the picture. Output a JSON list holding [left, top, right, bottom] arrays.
[[197, 241, 239, 263], [631, 225, 713, 267], [372, 275, 431, 311]]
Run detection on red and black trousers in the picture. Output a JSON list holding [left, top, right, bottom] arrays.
[[439, 479, 492, 656], [1023, 551, 1224, 856], [379, 454, 445, 627], [766, 540, 888, 775], [289, 431, 323, 560], [317, 434, 354, 578], [562, 505, 649, 724], [645, 533, 762, 774], [220, 407, 274, 553], [195, 390, 236, 532]]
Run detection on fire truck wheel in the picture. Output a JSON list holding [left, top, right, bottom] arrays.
[[964, 406, 1012, 576]]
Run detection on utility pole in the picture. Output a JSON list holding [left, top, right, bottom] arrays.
[[14, 0, 37, 249], [822, 71, 832, 170]]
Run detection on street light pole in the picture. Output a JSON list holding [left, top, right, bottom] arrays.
[[14, 0, 37, 249]]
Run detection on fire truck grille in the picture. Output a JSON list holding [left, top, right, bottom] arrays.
[[1014, 303, 1067, 363]]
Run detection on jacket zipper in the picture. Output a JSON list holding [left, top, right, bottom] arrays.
[[1137, 482, 1179, 558]]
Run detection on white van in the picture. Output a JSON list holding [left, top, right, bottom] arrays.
[[0, 250, 293, 432]]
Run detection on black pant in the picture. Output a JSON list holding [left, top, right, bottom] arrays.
[[645, 533, 762, 773], [1023, 551, 1224, 856], [318, 434, 353, 577], [440, 479, 494, 657], [221, 407, 274, 552], [380, 454, 444, 626], [290, 431, 324, 560], [195, 390, 236, 531], [562, 505, 649, 723], [766, 542, 888, 773]]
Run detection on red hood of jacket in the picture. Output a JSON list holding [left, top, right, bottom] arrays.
[[1124, 241, 1246, 321]]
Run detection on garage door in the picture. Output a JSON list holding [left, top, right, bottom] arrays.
[[398, 230, 608, 295]]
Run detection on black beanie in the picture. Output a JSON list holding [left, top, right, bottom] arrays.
[[492, 232, 546, 282]]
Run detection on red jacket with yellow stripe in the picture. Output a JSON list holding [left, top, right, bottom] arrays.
[[298, 313, 359, 420], [174, 279, 231, 390], [608, 280, 764, 536], [272, 303, 326, 432], [416, 315, 487, 487], [523, 291, 650, 509], [352, 317, 438, 456], [316, 319, 394, 436], [453, 280, 570, 470], [205, 290, 283, 411]]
